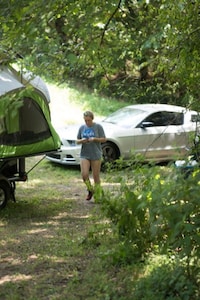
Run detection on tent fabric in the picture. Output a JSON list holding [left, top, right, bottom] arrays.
[[0, 66, 24, 97], [0, 66, 50, 102], [0, 97, 51, 145], [0, 65, 61, 159], [22, 70, 51, 103]]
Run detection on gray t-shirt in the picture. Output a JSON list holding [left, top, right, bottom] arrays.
[[77, 123, 106, 160]]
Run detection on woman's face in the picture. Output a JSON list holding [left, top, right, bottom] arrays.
[[84, 116, 93, 127]]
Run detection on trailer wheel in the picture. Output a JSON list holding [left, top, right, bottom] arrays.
[[0, 181, 10, 209]]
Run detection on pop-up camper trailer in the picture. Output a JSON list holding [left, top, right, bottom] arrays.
[[0, 64, 61, 209]]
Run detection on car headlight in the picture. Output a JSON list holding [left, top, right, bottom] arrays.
[[67, 140, 77, 146]]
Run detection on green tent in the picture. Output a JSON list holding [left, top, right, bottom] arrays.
[[0, 65, 61, 158]]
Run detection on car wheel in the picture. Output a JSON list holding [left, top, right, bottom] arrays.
[[0, 181, 10, 209], [102, 142, 119, 163]]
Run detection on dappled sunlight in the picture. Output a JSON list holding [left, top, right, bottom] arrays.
[[27, 228, 52, 235], [0, 237, 21, 247], [0, 221, 7, 227], [51, 211, 91, 220], [0, 253, 79, 289], [27, 179, 43, 185], [27, 254, 38, 260], [0, 274, 32, 285], [1, 257, 22, 265], [102, 181, 120, 185], [18, 179, 43, 189]]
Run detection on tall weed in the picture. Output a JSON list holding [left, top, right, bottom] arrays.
[[97, 162, 200, 287]]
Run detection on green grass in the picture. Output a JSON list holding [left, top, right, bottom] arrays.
[[0, 157, 140, 300]]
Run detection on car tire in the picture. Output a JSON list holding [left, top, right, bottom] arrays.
[[102, 142, 119, 163], [0, 180, 10, 209]]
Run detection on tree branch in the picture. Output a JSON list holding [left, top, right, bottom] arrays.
[[100, 0, 122, 46]]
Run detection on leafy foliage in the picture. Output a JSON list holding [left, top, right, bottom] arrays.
[[96, 162, 200, 295], [0, 0, 199, 105], [134, 257, 199, 300]]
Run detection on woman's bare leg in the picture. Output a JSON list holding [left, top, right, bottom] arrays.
[[91, 160, 101, 185], [80, 159, 93, 192]]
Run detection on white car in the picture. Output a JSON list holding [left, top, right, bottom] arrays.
[[46, 104, 200, 165]]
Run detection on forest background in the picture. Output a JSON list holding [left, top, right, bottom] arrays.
[[0, 0, 199, 109]]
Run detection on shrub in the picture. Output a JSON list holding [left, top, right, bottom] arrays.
[[133, 257, 199, 300], [97, 163, 200, 288]]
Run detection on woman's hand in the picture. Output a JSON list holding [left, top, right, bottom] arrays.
[[82, 138, 89, 143], [88, 137, 94, 142]]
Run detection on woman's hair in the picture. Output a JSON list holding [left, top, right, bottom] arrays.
[[83, 111, 94, 119]]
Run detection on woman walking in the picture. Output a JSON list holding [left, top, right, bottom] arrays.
[[77, 111, 106, 200]]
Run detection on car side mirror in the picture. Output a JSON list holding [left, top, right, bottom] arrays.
[[140, 121, 154, 129]]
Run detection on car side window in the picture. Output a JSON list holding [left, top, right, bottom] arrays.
[[143, 111, 183, 127]]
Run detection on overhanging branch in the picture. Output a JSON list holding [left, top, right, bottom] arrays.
[[100, 0, 122, 46]]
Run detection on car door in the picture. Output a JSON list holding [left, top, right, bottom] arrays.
[[132, 111, 186, 161]]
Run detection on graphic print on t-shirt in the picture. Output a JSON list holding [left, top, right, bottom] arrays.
[[82, 127, 95, 139]]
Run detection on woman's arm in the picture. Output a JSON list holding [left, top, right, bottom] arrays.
[[88, 137, 107, 143], [76, 138, 89, 144]]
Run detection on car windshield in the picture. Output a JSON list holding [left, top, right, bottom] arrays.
[[103, 107, 145, 128]]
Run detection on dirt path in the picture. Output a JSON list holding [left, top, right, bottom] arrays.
[[0, 161, 106, 299]]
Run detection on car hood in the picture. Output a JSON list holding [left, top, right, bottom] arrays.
[[55, 124, 81, 140], [100, 121, 127, 136]]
